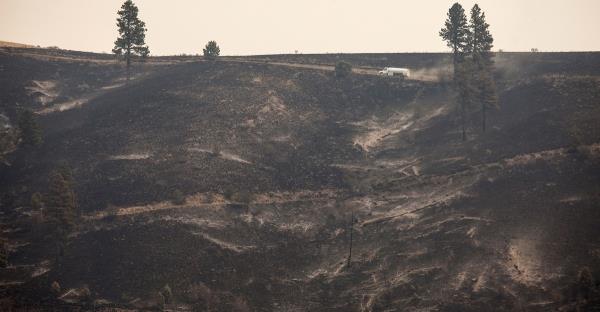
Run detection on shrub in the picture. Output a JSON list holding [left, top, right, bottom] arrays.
[[210, 145, 221, 158], [229, 191, 253, 213], [232, 191, 252, 205], [103, 204, 120, 222], [335, 61, 352, 78], [51, 281, 61, 294], [222, 189, 235, 201], [171, 189, 186, 205], [161, 284, 173, 304]]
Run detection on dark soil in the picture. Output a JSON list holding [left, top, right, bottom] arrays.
[[1, 48, 599, 311]]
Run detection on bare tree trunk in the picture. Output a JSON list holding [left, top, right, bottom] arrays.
[[126, 47, 131, 82], [126, 57, 131, 81], [454, 46, 466, 142], [453, 43, 459, 78]]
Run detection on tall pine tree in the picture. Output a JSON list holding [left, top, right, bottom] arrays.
[[113, 0, 149, 80], [468, 4, 494, 67], [440, 3, 471, 141], [468, 4, 498, 132]]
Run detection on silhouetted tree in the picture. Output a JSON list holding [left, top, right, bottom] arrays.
[[440, 3, 470, 78], [203, 41, 220, 60], [113, 0, 150, 80], [467, 4, 494, 67], [441, 3, 472, 141], [18, 109, 42, 146]]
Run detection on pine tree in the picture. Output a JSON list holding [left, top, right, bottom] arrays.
[[468, 4, 498, 132], [441, 3, 471, 141], [203, 41, 220, 60], [46, 169, 77, 240], [439, 3, 470, 77], [113, 0, 150, 80], [18, 109, 42, 147], [468, 4, 494, 68]]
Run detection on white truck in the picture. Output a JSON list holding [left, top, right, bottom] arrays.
[[378, 67, 410, 78]]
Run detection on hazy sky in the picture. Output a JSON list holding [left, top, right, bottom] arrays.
[[1, 0, 599, 55]]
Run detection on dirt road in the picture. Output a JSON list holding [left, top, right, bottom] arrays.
[[224, 57, 379, 75], [222, 57, 439, 81]]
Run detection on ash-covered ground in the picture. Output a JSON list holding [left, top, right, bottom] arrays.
[[1, 47, 600, 311]]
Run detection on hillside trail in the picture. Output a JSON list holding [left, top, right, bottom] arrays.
[[222, 58, 439, 82]]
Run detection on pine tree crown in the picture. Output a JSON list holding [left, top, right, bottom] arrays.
[[468, 4, 494, 64], [439, 3, 470, 54], [113, 0, 149, 57]]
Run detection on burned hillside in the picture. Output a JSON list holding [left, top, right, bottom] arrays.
[[1, 47, 600, 311]]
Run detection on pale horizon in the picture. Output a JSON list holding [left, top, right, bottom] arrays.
[[1, 0, 600, 56]]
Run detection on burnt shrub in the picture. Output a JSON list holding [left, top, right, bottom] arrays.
[[335, 61, 352, 78], [171, 189, 186, 205], [161, 284, 173, 304], [222, 188, 234, 201]]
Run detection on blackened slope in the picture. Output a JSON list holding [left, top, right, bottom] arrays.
[[4, 60, 429, 211]]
